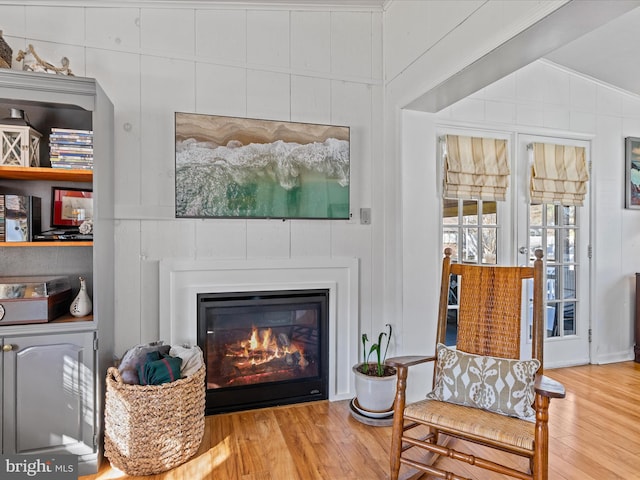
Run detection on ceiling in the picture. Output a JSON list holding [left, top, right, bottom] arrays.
[[407, 1, 640, 112], [544, 4, 640, 97]]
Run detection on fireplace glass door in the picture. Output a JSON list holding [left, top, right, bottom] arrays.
[[197, 289, 328, 414]]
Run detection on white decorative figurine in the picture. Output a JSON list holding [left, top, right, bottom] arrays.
[[70, 276, 92, 317], [79, 219, 93, 235]]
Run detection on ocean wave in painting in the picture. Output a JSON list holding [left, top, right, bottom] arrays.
[[175, 138, 350, 218]]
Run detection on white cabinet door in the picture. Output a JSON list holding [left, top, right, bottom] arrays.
[[2, 331, 96, 456]]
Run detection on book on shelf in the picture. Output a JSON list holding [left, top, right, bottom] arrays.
[[0, 195, 4, 242], [49, 129, 94, 148], [50, 127, 94, 135], [50, 163, 93, 170], [1, 195, 41, 242], [50, 148, 94, 155], [50, 154, 94, 161]]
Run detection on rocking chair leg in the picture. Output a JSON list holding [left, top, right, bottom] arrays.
[[533, 394, 551, 480], [390, 366, 409, 480]]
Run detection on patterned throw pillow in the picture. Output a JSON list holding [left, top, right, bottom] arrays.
[[427, 343, 540, 422]]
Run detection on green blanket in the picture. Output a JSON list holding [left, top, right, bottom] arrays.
[[138, 351, 182, 385]]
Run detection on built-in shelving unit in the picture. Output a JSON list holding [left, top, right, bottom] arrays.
[[0, 69, 114, 476]]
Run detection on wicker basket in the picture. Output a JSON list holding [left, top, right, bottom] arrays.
[[104, 365, 206, 476]]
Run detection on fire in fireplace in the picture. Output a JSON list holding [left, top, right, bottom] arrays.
[[197, 289, 329, 414]]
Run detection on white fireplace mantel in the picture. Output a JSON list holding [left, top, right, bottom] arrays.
[[158, 257, 359, 401]]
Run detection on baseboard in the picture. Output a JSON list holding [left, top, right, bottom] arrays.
[[77, 452, 99, 477], [592, 350, 634, 365]]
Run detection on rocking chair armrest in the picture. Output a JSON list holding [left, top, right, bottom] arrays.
[[534, 373, 566, 399], [385, 355, 436, 369]]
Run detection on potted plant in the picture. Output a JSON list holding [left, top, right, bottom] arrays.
[[352, 323, 397, 414]]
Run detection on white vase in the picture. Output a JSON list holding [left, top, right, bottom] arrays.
[[70, 276, 92, 317]]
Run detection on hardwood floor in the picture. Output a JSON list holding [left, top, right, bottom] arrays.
[[81, 361, 640, 480]]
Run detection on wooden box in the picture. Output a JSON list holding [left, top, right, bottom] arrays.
[[0, 276, 71, 325]]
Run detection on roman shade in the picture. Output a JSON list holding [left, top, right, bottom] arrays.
[[444, 135, 510, 201], [530, 143, 588, 206]]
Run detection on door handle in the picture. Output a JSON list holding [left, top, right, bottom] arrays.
[[519, 246, 527, 254], [2, 344, 13, 352]]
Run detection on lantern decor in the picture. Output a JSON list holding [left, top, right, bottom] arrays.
[[0, 108, 42, 167]]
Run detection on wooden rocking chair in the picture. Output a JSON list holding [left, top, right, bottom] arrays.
[[387, 248, 565, 480]]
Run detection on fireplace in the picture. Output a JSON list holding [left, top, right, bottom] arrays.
[[197, 289, 329, 414]]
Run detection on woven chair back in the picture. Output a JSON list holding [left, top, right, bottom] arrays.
[[452, 264, 529, 359]]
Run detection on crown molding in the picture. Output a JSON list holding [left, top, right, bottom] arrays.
[[2, 0, 390, 11]]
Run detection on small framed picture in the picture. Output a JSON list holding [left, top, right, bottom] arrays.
[[51, 187, 93, 228], [626, 137, 640, 209]]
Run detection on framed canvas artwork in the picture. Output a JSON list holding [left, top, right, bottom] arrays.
[[626, 136, 640, 209], [175, 113, 350, 219]]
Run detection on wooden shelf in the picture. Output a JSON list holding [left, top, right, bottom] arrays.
[[0, 166, 92, 182], [0, 241, 92, 247], [51, 313, 94, 323]]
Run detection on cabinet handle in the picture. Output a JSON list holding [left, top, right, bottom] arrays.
[[2, 344, 13, 352]]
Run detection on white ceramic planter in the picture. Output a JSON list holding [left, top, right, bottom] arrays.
[[352, 363, 397, 413]]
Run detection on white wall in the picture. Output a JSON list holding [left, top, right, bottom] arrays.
[[0, 3, 384, 357]]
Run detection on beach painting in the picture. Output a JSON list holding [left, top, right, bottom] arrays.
[[175, 113, 350, 219]]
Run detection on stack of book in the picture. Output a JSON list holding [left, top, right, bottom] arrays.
[[0, 195, 4, 242], [49, 128, 94, 170]]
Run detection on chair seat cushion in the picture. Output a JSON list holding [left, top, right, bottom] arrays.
[[405, 398, 535, 452], [427, 343, 540, 421]]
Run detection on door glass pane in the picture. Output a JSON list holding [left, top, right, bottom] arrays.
[[463, 228, 478, 262], [481, 201, 497, 223], [528, 204, 581, 340], [443, 198, 459, 222], [546, 204, 556, 226], [546, 266, 559, 301], [562, 206, 576, 226], [563, 229, 576, 263], [445, 276, 459, 346], [443, 228, 458, 259], [530, 204, 542, 226], [563, 265, 576, 300], [563, 301, 576, 335], [482, 227, 497, 264], [462, 200, 478, 224], [546, 228, 557, 262], [530, 227, 542, 258]]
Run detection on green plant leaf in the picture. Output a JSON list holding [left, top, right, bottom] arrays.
[[383, 323, 392, 363], [361, 334, 369, 373]]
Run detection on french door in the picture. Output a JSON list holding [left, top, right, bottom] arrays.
[[516, 134, 591, 367], [441, 130, 591, 367]]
